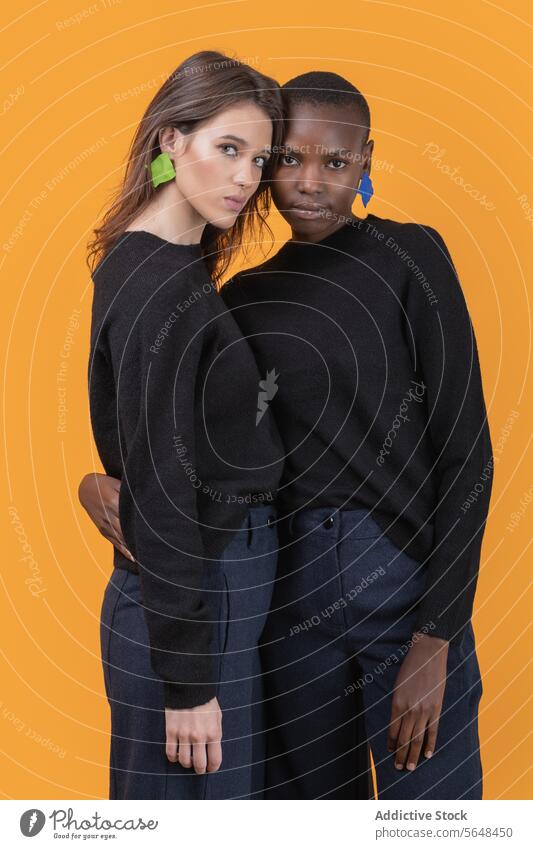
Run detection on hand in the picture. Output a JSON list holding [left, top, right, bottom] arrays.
[[387, 632, 449, 771], [78, 472, 134, 561], [165, 697, 222, 774]]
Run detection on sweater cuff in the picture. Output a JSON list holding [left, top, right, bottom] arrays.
[[413, 609, 467, 647], [163, 681, 218, 710]]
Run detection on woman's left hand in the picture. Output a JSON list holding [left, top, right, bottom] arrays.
[[387, 632, 449, 771]]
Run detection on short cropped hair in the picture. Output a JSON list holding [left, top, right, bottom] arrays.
[[281, 71, 371, 139]]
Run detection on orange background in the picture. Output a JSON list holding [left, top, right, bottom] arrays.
[[1, 0, 531, 800]]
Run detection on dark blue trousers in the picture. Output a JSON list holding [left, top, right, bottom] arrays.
[[260, 507, 483, 799], [100, 505, 278, 799]]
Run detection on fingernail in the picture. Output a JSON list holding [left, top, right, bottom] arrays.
[[395, 762, 404, 770], [425, 750, 433, 758], [407, 762, 415, 771]]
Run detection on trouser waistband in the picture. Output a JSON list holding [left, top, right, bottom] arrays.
[[279, 506, 381, 540]]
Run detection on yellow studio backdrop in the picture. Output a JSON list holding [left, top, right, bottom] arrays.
[[1, 0, 531, 800]]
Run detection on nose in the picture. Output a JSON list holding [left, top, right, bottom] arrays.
[[295, 164, 324, 195], [233, 159, 256, 190]]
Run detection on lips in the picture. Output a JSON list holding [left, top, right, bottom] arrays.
[[293, 202, 326, 210], [223, 195, 247, 212], [289, 202, 329, 220]]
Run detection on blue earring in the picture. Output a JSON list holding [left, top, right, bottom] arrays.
[[356, 170, 374, 207]]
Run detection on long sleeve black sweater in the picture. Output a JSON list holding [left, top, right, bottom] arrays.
[[88, 230, 284, 708], [221, 214, 494, 646]]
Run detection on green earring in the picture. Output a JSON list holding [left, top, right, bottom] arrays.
[[146, 151, 176, 187]]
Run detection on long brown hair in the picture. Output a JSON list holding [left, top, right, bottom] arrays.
[[87, 51, 285, 285]]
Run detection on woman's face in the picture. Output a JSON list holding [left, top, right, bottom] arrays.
[[170, 102, 273, 230], [271, 102, 372, 242]]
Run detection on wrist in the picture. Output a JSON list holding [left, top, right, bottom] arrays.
[[412, 630, 449, 648], [164, 681, 217, 711]]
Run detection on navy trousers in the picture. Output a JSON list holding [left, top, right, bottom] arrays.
[[261, 507, 483, 800], [100, 505, 278, 799]]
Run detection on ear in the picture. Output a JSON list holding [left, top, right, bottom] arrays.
[[362, 138, 374, 175], [158, 126, 188, 159]]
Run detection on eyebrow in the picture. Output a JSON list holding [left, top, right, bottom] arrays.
[[279, 144, 353, 156], [322, 148, 353, 156], [218, 134, 271, 154]]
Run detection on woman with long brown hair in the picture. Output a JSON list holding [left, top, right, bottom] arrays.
[[82, 51, 286, 799]]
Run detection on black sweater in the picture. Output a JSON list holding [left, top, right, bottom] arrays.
[[221, 214, 494, 646], [88, 230, 285, 708]]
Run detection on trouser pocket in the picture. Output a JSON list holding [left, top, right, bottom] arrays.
[[100, 568, 130, 704]]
